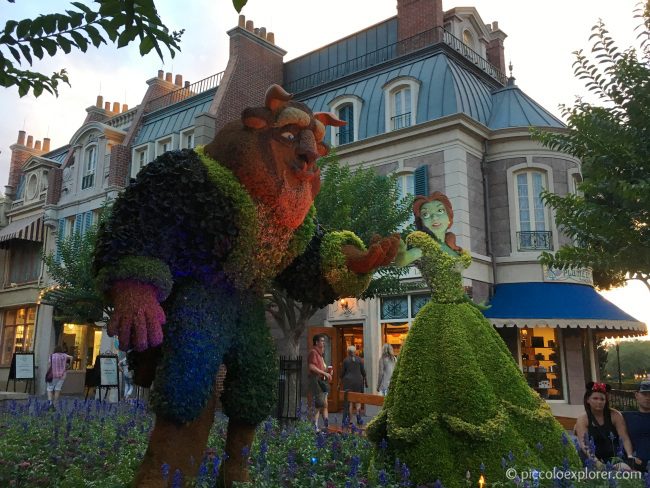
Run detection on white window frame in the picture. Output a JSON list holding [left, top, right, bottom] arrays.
[[383, 76, 420, 132], [328, 95, 363, 146], [567, 168, 582, 196], [155, 136, 174, 157], [180, 128, 195, 150], [506, 162, 558, 255], [132, 145, 149, 179], [81, 144, 97, 190]]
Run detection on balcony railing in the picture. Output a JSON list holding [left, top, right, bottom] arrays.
[[517, 231, 553, 251], [391, 112, 412, 131], [336, 127, 353, 145], [609, 389, 638, 411], [146, 71, 224, 113], [284, 26, 506, 93]]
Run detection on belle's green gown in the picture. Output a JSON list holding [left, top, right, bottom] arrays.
[[367, 231, 579, 486]]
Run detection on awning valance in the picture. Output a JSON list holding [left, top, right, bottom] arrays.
[[0, 214, 44, 247], [483, 283, 646, 333]]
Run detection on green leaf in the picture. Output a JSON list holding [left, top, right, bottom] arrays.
[[98, 18, 119, 42], [117, 26, 138, 48], [18, 79, 30, 97], [56, 14, 69, 32], [69, 31, 88, 51], [3, 20, 18, 34], [18, 44, 32, 65], [41, 38, 57, 56], [139, 35, 155, 55], [56, 35, 73, 54], [29, 16, 44, 37], [70, 1, 93, 14], [16, 18, 32, 38], [30, 41, 44, 59], [41, 14, 57, 35], [84, 25, 105, 47], [67, 11, 84, 29], [7, 46, 21, 64], [33, 83, 43, 98], [232, 0, 248, 13]]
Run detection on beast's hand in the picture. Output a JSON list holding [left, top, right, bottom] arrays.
[[108, 280, 166, 352], [342, 234, 400, 274]]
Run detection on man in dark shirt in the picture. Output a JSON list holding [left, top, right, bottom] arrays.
[[623, 380, 650, 471]]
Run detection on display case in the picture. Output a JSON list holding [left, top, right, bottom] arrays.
[[520, 328, 564, 400]]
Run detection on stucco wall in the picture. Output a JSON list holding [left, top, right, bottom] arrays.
[[487, 157, 525, 257], [467, 152, 486, 255]]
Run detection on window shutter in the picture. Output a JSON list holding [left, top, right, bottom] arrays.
[[83, 211, 93, 234], [414, 165, 428, 196], [74, 214, 83, 235]]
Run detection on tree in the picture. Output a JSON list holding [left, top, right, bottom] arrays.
[[41, 206, 111, 325], [533, 2, 650, 292], [266, 153, 415, 356]]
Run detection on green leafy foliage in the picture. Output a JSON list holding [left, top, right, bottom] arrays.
[[42, 205, 112, 325], [532, 3, 650, 292], [603, 339, 650, 380], [1, 0, 183, 97]]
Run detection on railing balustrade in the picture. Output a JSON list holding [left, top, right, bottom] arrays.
[[517, 231, 553, 251]]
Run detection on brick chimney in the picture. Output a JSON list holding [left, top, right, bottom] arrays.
[[5, 130, 45, 200], [397, 0, 444, 42], [486, 21, 507, 74], [207, 15, 286, 136]]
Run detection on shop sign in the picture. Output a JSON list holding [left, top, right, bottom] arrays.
[[14, 353, 34, 379], [99, 355, 119, 387], [543, 265, 593, 285]]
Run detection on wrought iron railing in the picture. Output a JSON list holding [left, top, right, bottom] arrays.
[[609, 389, 638, 411], [277, 356, 302, 423], [517, 231, 553, 251], [391, 112, 412, 131], [284, 26, 506, 93], [146, 71, 224, 113]]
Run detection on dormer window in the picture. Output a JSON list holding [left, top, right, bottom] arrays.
[[383, 77, 420, 132], [181, 129, 195, 149], [156, 137, 173, 157], [328, 95, 363, 146], [81, 145, 97, 190], [462, 29, 475, 49]]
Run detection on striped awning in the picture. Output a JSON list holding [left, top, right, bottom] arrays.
[[0, 214, 44, 247]]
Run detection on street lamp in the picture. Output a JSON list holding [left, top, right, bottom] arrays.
[[615, 338, 622, 390]]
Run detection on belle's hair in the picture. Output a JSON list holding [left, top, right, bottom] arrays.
[[583, 381, 612, 426], [413, 192, 462, 252]]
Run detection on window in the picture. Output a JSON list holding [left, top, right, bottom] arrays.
[[8, 242, 41, 284], [515, 170, 552, 251], [1, 307, 36, 366], [132, 146, 149, 178], [156, 137, 172, 157], [396, 172, 415, 229], [520, 327, 564, 400], [181, 130, 195, 149], [81, 145, 97, 189], [61, 323, 102, 370], [328, 95, 362, 146], [462, 29, 475, 49], [380, 294, 430, 355], [383, 77, 420, 133]]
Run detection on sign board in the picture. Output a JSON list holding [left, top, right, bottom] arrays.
[[543, 265, 593, 286], [98, 355, 119, 387], [15, 353, 35, 380]]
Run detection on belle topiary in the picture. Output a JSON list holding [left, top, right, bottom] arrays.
[[367, 192, 580, 486], [93, 85, 400, 487]]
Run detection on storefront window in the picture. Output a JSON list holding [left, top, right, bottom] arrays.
[[410, 294, 430, 317], [61, 323, 102, 370], [1, 307, 36, 366], [381, 296, 408, 320], [382, 323, 409, 355], [520, 327, 564, 400]]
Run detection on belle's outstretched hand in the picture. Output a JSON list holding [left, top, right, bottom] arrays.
[[108, 280, 166, 351], [343, 234, 400, 274], [394, 237, 423, 267]]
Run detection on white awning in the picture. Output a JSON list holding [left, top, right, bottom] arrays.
[[0, 214, 44, 247]]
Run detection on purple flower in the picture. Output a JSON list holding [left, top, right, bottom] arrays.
[[536, 442, 544, 452], [479, 463, 485, 473], [561, 432, 569, 446], [348, 455, 361, 478], [171, 469, 182, 488], [380, 438, 388, 451], [161, 463, 170, 480], [433, 480, 444, 488], [379, 469, 389, 486]]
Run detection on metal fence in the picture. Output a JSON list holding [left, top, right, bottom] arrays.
[[146, 71, 224, 113], [609, 389, 638, 411], [517, 231, 553, 251], [277, 356, 302, 423]]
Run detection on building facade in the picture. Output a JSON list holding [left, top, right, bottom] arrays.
[[0, 0, 645, 414]]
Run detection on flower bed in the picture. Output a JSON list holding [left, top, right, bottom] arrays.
[[0, 399, 646, 487]]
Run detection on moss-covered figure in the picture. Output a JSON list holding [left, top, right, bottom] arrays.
[[367, 192, 580, 486], [93, 85, 399, 487]]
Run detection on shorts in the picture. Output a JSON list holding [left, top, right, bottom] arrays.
[[46, 377, 65, 391], [308, 375, 327, 409]]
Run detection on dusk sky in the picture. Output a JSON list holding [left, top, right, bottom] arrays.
[[0, 0, 646, 330]]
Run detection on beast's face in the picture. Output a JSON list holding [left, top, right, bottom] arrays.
[[205, 85, 345, 229]]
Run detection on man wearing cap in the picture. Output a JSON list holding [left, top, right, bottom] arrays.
[[622, 380, 650, 471]]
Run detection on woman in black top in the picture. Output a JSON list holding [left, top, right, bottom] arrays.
[[341, 345, 367, 426], [575, 382, 638, 470]]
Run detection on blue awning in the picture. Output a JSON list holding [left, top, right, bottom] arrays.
[[483, 282, 646, 333]]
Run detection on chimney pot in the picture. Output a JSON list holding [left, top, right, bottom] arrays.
[[245, 20, 254, 32], [112, 101, 120, 113], [184, 81, 190, 88], [259, 27, 266, 38], [122, 103, 128, 112], [26, 135, 34, 148], [238, 15, 245, 27], [158, 69, 164, 79], [267, 32, 275, 44], [35, 140, 42, 151], [96, 95, 103, 107], [104, 101, 111, 111], [254, 27, 259, 35], [43, 138, 51, 152], [17, 130, 26, 145], [492, 21, 499, 30], [165, 72, 172, 82], [175, 74, 183, 86]]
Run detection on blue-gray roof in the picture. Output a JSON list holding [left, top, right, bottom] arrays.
[[44, 145, 70, 164], [489, 81, 565, 129], [299, 53, 564, 137], [134, 88, 216, 146]]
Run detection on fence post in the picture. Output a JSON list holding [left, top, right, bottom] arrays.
[[277, 356, 302, 425]]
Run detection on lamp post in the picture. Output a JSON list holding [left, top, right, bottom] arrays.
[[615, 339, 622, 390]]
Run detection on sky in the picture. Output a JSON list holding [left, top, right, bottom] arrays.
[[0, 0, 647, 330]]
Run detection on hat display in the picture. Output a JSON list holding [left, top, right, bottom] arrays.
[[639, 380, 650, 392]]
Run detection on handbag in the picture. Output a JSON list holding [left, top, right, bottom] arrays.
[[317, 378, 330, 394], [45, 354, 53, 382]]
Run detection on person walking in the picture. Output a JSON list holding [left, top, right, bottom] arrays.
[[46, 345, 72, 409], [308, 334, 332, 431], [622, 380, 650, 471], [376, 343, 397, 396], [341, 345, 367, 426], [119, 355, 134, 399]]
